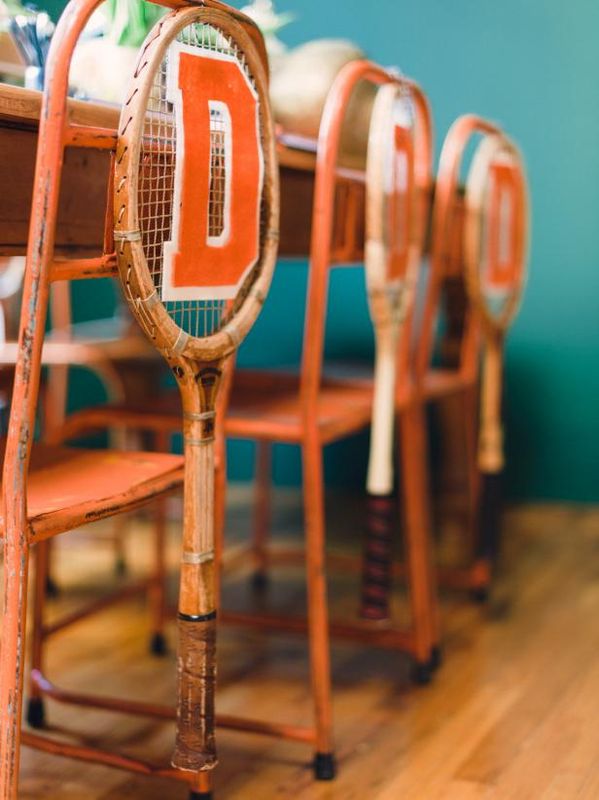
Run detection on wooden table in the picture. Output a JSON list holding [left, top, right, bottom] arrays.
[[0, 83, 365, 263]]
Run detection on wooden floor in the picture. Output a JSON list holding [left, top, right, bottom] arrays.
[[15, 489, 599, 799]]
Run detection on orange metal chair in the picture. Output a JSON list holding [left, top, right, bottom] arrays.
[[222, 115, 529, 667], [50, 58, 438, 780], [218, 60, 438, 777], [0, 0, 279, 797], [0, 254, 173, 733]]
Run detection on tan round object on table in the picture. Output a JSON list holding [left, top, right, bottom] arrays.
[[270, 38, 377, 166]]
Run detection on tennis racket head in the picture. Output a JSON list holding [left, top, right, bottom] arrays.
[[114, 4, 279, 366], [464, 133, 529, 335], [365, 81, 423, 328]]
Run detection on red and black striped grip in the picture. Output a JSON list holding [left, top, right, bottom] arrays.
[[360, 493, 396, 620], [172, 612, 218, 772]]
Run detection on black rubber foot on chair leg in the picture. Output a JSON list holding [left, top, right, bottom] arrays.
[[45, 576, 59, 599], [189, 792, 212, 800], [428, 645, 442, 672], [471, 586, 490, 605], [26, 697, 46, 729], [149, 632, 167, 656], [313, 752, 336, 781], [250, 570, 269, 592], [411, 660, 433, 686]]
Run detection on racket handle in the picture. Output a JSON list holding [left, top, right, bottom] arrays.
[[366, 331, 396, 496], [360, 492, 396, 620], [478, 337, 504, 474], [172, 612, 217, 772]]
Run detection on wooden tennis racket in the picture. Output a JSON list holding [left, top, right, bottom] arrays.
[[113, 5, 278, 771], [464, 133, 529, 567], [360, 80, 429, 620]]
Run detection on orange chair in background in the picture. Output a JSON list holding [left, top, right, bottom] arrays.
[[217, 59, 438, 780], [53, 57, 438, 779]]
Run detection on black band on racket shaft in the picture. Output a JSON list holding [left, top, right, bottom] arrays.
[[360, 492, 396, 620], [178, 610, 217, 623], [476, 472, 503, 565]]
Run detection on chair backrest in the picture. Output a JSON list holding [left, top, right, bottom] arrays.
[[299, 59, 433, 417], [1, 0, 269, 528], [414, 114, 504, 384]]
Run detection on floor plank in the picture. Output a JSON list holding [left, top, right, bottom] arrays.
[[13, 490, 599, 799]]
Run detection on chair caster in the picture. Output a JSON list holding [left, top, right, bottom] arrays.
[[471, 586, 490, 604], [149, 632, 167, 656], [189, 792, 212, 800], [45, 576, 59, 598], [250, 570, 269, 592], [313, 752, 336, 781], [428, 645, 442, 672], [411, 660, 432, 686], [115, 556, 128, 578], [26, 697, 46, 729]]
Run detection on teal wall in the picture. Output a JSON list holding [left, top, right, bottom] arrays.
[[49, 1, 599, 501], [224, 0, 599, 502]]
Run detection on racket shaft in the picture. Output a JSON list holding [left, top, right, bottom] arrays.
[[172, 431, 218, 772], [367, 333, 397, 495], [476, 337, 505, 567], [478, 336, 504, 474]]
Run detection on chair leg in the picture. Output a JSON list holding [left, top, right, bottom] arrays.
[[472, 471, 502, 604], [302, 437, 335, 780], [110, 426, 137, 578], [113, 524, 128, 577], [462, 385, 481, 560], [251, 440, 272, 591], [189, 769, 213, 799], [149, 430, 170, 656], [44, 540, 59, 597], [0, 528, 30, 799], [26, 541, 48, 728], [398, 404, 439, 684]]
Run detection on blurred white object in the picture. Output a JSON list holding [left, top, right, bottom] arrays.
[[240, 0, 294, 72], [71, 38, 137, 103], [270, 38, 376, 164]]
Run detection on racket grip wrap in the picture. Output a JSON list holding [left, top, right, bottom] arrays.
[[172, 612, 218, 772], [360, 493, 395, 620]]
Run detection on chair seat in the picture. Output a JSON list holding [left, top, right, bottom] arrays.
[[0, 317, 159, 367], [422, 368, 477, 399], [226, 370, 373, 444], [0, 442, 183, 539], [323, 361, 476, 399], [56, 363, 476, 448]]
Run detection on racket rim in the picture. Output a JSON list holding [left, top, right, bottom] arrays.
[[464, 132, 529, 336], [113, 3, 279, 364]]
